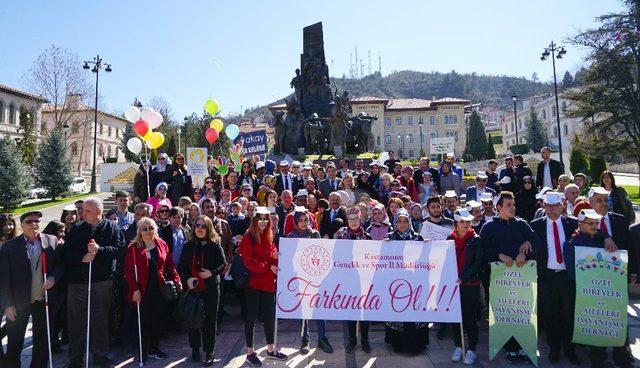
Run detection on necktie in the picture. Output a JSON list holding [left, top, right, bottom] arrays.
[[600, 219, 608, 235], [331, 210, 336, 221], [552, 221, 563, 264], [332, 180, 336, 190], [285, 175, 290, 191]]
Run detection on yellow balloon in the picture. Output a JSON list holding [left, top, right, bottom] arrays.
[[141, 129, 153, 141], [147, 132, 165, 149], [210, 118, 224, 133]]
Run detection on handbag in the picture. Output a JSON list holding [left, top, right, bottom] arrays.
[[160, 280, 178, 302], [173, 289, 204, 330], [230, 253, 250, 289]]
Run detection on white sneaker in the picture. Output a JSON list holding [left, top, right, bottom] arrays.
[[463, 350, 477, 365], [451, 347, 463, 362]]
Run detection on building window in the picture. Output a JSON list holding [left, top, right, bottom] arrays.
[[444, 115, 457, 125], [418, 116, 424, 124], [562, 101, 567, 112], [542, 109, 547, 120], [430, 132, 437, 139], [408, 150, 414, 157], [107, 126, 112, 137], [385, 117, 391, 127], [71, 122, 80, 134], [376, 136, 380, 146], [429, 116, 435, 125], [511, 122, 514, 131], [9, 104, 15, 124], [99, 143, 104, 157], [408, 134, 413, 143], [99, 124, 103, 135], [563, 124, 568, 136], [407, 116, 413, 125], [505, 125, 508, 134], [70, 142, 78, 155], [385, 134, 391, 144], [553, 127, 558, 138], [0, 101, 4, 122], [116, 128, 120, 138], [397, 135, 402, 144], [107, 145, 112, 157], [444, 115, 449, 124], [518, 119, 522, 129], [396, 117, 402, 126], [552, 106, 556, 116]]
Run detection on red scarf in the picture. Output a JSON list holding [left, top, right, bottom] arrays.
[[450, 229, 480, 286]]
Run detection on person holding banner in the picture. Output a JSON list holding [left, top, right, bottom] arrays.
[[335, 207, 374, 353], [529, 192, 581, 364], [287, 209, 335, 354], [447, 209, 483, 365], [384, 209, 429, 355], [240, 207, 287, 367], [479, 192, 538, 364], [0, 211, 62, 368]]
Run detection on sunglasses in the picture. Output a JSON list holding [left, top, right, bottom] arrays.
[[158, 158, 165, 160], [140, 226, 154, 232], [195, 223, 208, 229], [24, 219, 41, 225], [176, 157, 184, 161], [157, 187, 167, 191], [347, 217, 360, 221], [205, 181, 213, 184], [391, 184, 400, 187], [158, 209, 168, 213], [243, 188, 251, 191]]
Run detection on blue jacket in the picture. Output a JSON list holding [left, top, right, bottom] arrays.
[[479, 217, 540, 262]]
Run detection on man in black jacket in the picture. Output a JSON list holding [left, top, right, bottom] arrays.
[[275, 160, 299, 195], [413, 157, 440, 189], [63, 197, 125, 368], [319, 192, 347, 238], [530, 192, 579, 364], [536, 147, 564, 189], [513, 155, 533, 193], [0, 211, 63, 368], [498, 157, 516, 193]]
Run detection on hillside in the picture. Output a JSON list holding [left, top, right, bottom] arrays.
[[242, 70, 552, 119]]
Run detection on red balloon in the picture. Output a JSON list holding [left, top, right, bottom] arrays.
[[205, 128, 219, 144], [134, 119, 149, 137]]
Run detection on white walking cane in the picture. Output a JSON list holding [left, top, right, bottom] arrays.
[[42, 252, 53, 368], [132, 247, 144, 366], [85, 240, 96, 368]]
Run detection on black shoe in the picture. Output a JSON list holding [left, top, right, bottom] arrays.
[[192, 348, 201, 362], [318, 337, 334, 354], [300, 338, 310, 354], [506, 352, 520, 365], [266, 349, 287, 361], [565, 350, 580, 365], [345, 340, 357, 353], [361, 340, 371, 353], [613, 359, 635, 368], [203, 352, 214, 366], [245, 352, 262, 367], [549, 350, 560, 363]]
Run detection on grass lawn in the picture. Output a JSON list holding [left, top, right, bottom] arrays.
[[620, 185, 640, 204], [8, 193, 96, 215]]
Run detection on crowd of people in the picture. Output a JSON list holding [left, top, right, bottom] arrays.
[[0, 146, 639, 368]]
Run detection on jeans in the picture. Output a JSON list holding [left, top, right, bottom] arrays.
[[301, 319, 326, 341]]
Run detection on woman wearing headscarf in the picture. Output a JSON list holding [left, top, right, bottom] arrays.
[[167, 153, 192, 205], [287, 209, 334, 354], [515, 176, 538, 222], [134, 160, 152, 203], [384, 209, 429, 355], [366, 204, 391, 240], [354, 173, 378, 201], [151, 153, 171, 191], [147, 182, 173, 219], [334, 207, 373, 353]]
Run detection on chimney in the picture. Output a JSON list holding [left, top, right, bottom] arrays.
[[66, 93, 82, 109], [432, 95, 436, 101]]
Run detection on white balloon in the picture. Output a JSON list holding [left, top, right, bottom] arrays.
[[148, 110, 163, 129], [126, 137, 143, 155], [124, 106, 141, 123], [140, 107, 156, 125]]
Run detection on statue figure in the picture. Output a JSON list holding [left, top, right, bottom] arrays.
[[283, 98, 303, 153], [319, 76, 332, 99], [272, 111, 286, 154], [330, 103, 349, 155], [304, 113, 330, 154], [290, 69, 303, 102], [348, 112, 377, 153]]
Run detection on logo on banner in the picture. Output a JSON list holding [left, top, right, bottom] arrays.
[[301, 245, 331, 276]]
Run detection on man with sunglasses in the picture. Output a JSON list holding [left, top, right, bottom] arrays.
[[0, 211, 62, 368], [466, 171, 496, 204]]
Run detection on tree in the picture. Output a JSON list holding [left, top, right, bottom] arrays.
[[486, 133, 496, 159], [466, 111, 488, 161], [525, 107, 548, 152], [183, 112, 231, 159], [34, 129, 73, 200], [569, 134, 589, 176], [120, 121, 139, 162], [16, 107, 37, 166], [561, 71, 574, 89], [588, 135, 607, 182], [531, 72, 540, 82], [166, 135, 177, 157], [0, 137, 32, 211], [566, 1, 640, 191]]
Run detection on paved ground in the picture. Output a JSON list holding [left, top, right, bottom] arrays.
[[4, 297, 640, 368], [37, 192, 112, 225]]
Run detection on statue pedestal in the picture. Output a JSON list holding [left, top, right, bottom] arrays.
[[333, 145, 343, 157]]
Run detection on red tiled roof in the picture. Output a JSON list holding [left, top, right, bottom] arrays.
[[0, 83, 48, 102], [431, 97, 471, 104], [349, 96, 389, 104]]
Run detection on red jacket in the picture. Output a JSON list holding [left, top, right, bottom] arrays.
[[124, 237, 181, 302], [283, 211, 317, 236], [240, 233, 278, 292], [398, 175, 418, 202]]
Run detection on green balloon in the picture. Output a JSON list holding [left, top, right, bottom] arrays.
[[204, 99, 219, 116]]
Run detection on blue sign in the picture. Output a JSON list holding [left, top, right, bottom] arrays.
[[234, 129, 268, 155]]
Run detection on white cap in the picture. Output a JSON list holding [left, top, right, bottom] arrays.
[[480, 192, 494, 203], [295, 189, 309, 197], [255, 161, 265, 170], [477, 171, 488, 179], [588, 187, 611, 199], [536, 187, 553, 200], [294, 206, 308, 213], [454, 209, 475, 222], [499, 176, 511, 185], [444, 190, 458, 198], [302, 162, 312, 169], [447, 152, 455, 158], [255, 206, 271, 215], [578, 209, 603, 222], [337, 190, 350, 205], [279, 160, 289, 166], [63, 204, 78, 211], [292, 161, 301, 167], [543, 191, 565, 205], [465, 200, 482, 209]]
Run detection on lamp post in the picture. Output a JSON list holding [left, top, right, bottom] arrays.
[[82, 55, 112, 193], [63, 122, 70, 140], [541, 41, 567, 167], [512, 94, 519, 145], [418, 118, 424, 156]]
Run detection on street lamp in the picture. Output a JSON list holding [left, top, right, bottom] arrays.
[[512, 94, 519, 145], [82, 54, 112, 193], [541, 41, 567, 167], [63, 122, 70, 140], [418, 118, 424, 156]]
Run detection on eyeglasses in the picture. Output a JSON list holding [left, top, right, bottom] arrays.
[[347, 217, 360, 221], [158, 157, 165, 160], [140, 227, 154, 232], [158, 209, 168, 213], [581, 221, 599, 226], [24, 219, 41, 225], [157, 187, 167, 191], [477, 179, 487, 182], [243, 188, 251, 191], [195, 223, 208, 229], [205, 181, 213, 184]]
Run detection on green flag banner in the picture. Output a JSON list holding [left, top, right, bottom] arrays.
[[572, 246, 628, 347], [489, 261, 538, 366]]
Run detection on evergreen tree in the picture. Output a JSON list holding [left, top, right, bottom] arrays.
[[166, 135, 177, 157], [0, 137, 32, 211], [120, 121, 138, 162], [34, 129, 73, 199], [486, 133, 496, 159], [16, 107, 37, 166], [525, 107, 547, 152], [562, 71, 574, 89], [467, 111, 488, 161], [588, 135, 607, 181], [569, 134, 589, 176]]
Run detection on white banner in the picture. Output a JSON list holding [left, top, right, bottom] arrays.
[[276, 238, 461, 322], [430, 137, 455, 154], [420, 222, 452, 241]]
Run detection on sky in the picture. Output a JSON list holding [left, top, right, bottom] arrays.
[[0, 0, 625, 120]]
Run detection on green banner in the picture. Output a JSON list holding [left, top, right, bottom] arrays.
[[572, 246, 628, 347], [489, 261, 538, 366]]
